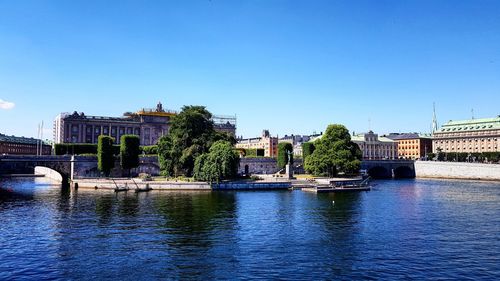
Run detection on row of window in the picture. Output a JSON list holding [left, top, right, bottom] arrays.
[[438, 138, 498, 144], [0, 144, 50, 154], [399, 140, 419, 144], [438, 146, 499, 151], [399, 145, 419, 149], [71, 125, 141, 135]]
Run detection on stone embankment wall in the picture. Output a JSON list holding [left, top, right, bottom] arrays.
[[213, 181, 291, 190], [34, 166, 63, 182], [73, 178, 211, 190], [238, 157, 304, 175], [72, 156, 160, 179], [415, 161, 500, 181]]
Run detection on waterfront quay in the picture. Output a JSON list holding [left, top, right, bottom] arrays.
[[71, 178, 291, 191]]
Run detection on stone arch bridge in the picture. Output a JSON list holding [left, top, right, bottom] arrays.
[[0, 155, 73, 183], [361, 160, 415, 179], [0, 155, 160, 183]]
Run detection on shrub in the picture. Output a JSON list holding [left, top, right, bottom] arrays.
[[97, 136, 115, 177], [55, 143, 97, 155], [55, 143, 120, 156], [141, 145, 158, 155], [120, 135, 140, 174], [277, 142, 293, 169], [302, 142, 315, 160]]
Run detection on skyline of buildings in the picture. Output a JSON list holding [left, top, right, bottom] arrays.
[[2, 102, 500, 158]]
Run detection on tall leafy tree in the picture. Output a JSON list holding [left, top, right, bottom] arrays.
[[120, 135, 140, 176], [97, 135, 114, 177], [157, 105, 234, 177], [304, 124, 362, 177]]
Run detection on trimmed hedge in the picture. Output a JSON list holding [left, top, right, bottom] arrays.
[[55, 143, 120, 156], [277, 142, 293, 169], [302, 142, 315, 160], [97, 136, 115, 177], [241, 148, 265, 157], [55, 143, 97, 155], [440, 152, 500, 162], [120, 135, 140, 171], [429, 152, 500, 163]]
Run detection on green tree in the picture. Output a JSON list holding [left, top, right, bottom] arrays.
[[277, 142, 293, 169], [304, 124, 362, 177], [436, 148, 445, 161], [157, 105, 234, 177], [427, 152, 436, 160], [97, 135, 115, 177], [302, 142, 315, 160], [193, 140, 240, 183], [120, 135, 140, 176], [193, 153, 209, 181], [158, 136, 175, 176]]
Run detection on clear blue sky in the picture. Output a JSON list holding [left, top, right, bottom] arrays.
[[1, 0, 499, 140]]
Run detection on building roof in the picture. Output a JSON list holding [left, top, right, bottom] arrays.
[[351, 134, 396, 143], [0, 133, 49, 145], [386, 133, 432, 140], [436, 116, 500, 133]]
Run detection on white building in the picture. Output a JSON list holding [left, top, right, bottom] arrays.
[[351, 131, 398, 160]]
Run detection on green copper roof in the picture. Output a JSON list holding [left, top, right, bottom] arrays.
[[436, 116, 500, 133], [0, 133, 48, 145]]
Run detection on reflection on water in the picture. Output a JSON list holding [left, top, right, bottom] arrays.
[[0, 177, 499, 280]]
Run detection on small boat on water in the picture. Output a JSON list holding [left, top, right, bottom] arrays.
[[303, 176, 371, 193]]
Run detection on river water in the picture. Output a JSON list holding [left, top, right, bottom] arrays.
[[0, 177, 499, 280]]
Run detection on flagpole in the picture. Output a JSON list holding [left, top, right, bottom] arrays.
[[40, 121, 44, 155], [37, 123, 40, 156]]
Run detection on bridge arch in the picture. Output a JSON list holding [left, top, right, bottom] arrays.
[[393, 166, 415, 179], [34, 166, 64, 182], [368, 166, 392, 179]]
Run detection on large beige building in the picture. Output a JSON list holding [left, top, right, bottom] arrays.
[[351, 131, 398, 160], [54, 102, 237, 146], [236, 130, 278, 157], [432, 116, 500, 153]]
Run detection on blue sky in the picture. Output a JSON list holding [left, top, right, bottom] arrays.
[[1, 0, 499, 140]]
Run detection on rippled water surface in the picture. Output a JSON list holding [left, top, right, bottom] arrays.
[[1, 177, 499, 280]]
